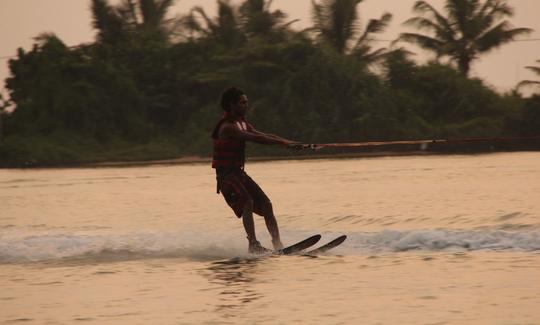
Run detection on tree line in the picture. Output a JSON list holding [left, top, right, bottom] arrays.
[[1, 0, 539, 167]]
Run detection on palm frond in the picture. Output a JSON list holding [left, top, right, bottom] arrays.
[[517, 80, 540, 90], [33, 32, 63, 47], [310, 0, 363, 53], [139, 0, 158, 26], [483, 0, 513, 21], [403, 16, 439, 32], [355, 12, 391, 49], [310, 0, 326, 31], [280, 19, 300, 29], [185, 0, 244, 46], [117, 0, 138, 26], [216, 0, 239, 30], [402, 16, 457, 44], [239, 0, 292, 38], [357, 47, 387, 63], [525, 65, 540, 76], [398, 32, 445, 54], [365, 12, 392, 34], [412, 1, 454, 36], [402, 0, 531, 75], [191, 6, 217, 34], [444, 0, 480, 34], [476, 21, 532, 52], [405, 1, 457, 45], [475, 0, 514, 35], [90, 0, 125, 43], [180, 12, 198, 30], [138, 0, 175, 28]]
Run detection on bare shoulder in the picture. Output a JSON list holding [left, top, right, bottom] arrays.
[[219, 120, 241, 138]]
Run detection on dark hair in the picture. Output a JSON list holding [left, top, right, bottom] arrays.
[[220, 87, 245, 111]]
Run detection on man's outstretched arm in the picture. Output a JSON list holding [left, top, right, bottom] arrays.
[[245, 124, 298, 145], [222, 123, 298, 146]]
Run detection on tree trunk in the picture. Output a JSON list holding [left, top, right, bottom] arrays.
[[0, 110, 3, 143], [457, 55, 471, 76]]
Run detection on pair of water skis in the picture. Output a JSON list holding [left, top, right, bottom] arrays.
[[257, 234, 347, 256]]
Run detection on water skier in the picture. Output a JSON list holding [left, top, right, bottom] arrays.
[[211, 87, 301, 254]]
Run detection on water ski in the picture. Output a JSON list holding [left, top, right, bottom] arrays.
[[275, 234, 322, 255], [304, 235, 347, 255]]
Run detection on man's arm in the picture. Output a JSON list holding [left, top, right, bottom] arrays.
[[221, 122, 297, 146], [246, 123, 296, 144]]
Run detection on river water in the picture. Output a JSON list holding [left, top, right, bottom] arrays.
[[1, 152, 539, 324]]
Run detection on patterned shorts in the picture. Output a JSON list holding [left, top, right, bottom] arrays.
[[216, 169, 271, 218]]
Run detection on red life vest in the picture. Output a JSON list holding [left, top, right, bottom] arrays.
[[211, 116, 249, 169]]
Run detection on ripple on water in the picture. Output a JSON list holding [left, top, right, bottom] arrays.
[[4, 319, 34, 323], [73, 317, 96, 322]]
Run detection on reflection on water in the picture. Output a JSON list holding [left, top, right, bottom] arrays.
[[203, 257, 264, 319]]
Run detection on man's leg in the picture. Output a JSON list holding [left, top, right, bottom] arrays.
[[241, 172, 282, 251], [242, 199, 271, 253], [261, 203, 284, 250], [242, 199, 256, 244]]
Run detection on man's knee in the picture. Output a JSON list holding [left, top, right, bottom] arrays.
[[243, 198, 255, 211], [260, 200, 274, 217]]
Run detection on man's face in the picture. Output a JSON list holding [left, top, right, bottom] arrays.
[[231, 95, 248, 116]]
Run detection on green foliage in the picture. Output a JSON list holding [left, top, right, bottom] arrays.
[[517, 60, 540, 93], [91, 0, 180, 44], [399, 0, 532, 75], [0, 133, 181, 167], [398, 62, 503, 124], [310, 0, 394, 66], [520, 95, 540, 136], [5, 34, 150, 141], [1, 0, 536, 167]]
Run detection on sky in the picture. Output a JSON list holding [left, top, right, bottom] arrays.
[[1, 0, 539, 98]]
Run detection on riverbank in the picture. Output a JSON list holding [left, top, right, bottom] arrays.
[[2, 136, 539, 169], [82, 151, 432, 168], [82, 135, 540, 168]]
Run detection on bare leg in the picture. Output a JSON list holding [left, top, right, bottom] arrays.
[[243, 200, 271, 253], [262, 203, 283, 250], [242, 200, 256, 244]]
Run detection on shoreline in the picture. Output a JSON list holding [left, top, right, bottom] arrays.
[[71, 149, 538, 169], [83, 151, 432, 168], [1, 150, 442, 170], [2, 137, 539, 169], [64, 137, 540, 168]]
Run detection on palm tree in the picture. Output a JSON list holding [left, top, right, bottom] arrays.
[[91, 0, 126, 44], [310, 0, 394, 65], [311, 0, 361, 54], [239, 0, 298, 40], [181, 0, 296, 45], [91, 0, 179, 44], [182, 0, 245, 47], [398, 0, 533, 76], [517, 60, 540, 92], [0, 92, 10, 142], [351, 12, 393, 63]]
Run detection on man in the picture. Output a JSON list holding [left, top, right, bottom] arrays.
[[212, 87, 300, 254]]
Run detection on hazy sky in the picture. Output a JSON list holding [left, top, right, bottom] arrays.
[[1, 0, 539, 96]]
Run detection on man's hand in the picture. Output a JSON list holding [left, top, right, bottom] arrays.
[[287, 143, 305, 151], [282, 141, 305, 151], [290, 143, 324, 150]]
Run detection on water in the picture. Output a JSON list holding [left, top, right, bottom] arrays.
[[1, 152, 539, 324]]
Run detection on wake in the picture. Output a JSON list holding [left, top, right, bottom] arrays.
[[1, 229, 539, 264]]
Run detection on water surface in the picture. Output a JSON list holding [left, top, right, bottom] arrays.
[[1, 152, 539, 324]]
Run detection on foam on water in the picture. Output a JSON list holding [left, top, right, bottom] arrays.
[[1, 229, 539, 264], [345, 229, 540, 252], [0, 231, 248, 263]]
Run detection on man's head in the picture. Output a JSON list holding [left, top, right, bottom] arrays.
[[221, 87, 248, 116]]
